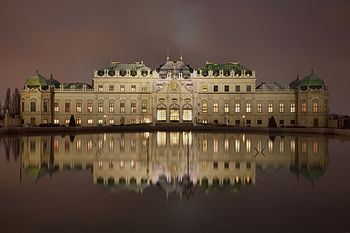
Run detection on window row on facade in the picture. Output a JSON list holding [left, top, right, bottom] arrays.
[[95, 83, 149, 92], [201, 84, 252, 93]]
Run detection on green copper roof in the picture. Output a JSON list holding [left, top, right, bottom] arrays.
[[105, 61, 151, 71], [25, 71, 48, 86], [300, 71, 324, 87], [289, 75, 301, 89], [199, 62, 252, 74]]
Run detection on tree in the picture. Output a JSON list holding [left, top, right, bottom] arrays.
[[3, 88, 11, 114], [69, 115, 76, 127], [12, 88, 20, 116]]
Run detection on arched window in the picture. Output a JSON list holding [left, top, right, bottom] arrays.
[[170, 104, 180, 121], [183, 104, 192, 121], [157, 104, 166, 121], [313, 100, 319, 113]]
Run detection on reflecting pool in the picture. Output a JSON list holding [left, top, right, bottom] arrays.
[[0, 132, 349, 233]]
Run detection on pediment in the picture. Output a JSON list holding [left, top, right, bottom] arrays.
[[156, 80, 192, 94]]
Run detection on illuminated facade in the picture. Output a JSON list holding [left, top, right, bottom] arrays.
[[21, 132, 329, 193], [20, 58, 329, 127]]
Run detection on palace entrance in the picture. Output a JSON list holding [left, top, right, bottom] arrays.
[[170, 104, 180, 122]]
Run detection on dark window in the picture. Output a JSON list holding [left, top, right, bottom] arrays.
[[246, 120, 251, 125], [224, 162, 229, 169], [65, 103, 70, 112], [235, 120, 240, 126], [214, 119, 218, 124], [30, 102, 36, 112], [213, 85, 218, 92], [235, 85, 240, 92], [291, 120, 295, 124], [213, 162, 218, 169], [224, 85, 229, 92], [280, 120, 284, 125], [235, 162, 240, 169], [246, 85, 251, 92], [247, 163, 251, 169], [43, 102, 48, 112], [257, 120, 262, 125]]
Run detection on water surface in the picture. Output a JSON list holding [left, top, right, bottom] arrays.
[[0, 132, 349, 233]]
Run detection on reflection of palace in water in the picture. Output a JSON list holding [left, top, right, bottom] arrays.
[[21, 132, 328, 194]]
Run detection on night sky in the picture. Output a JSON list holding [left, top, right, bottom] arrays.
[[1, 0, 349, 114]]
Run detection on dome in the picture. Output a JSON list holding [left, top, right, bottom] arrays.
[[289, 75, 301, 89], [300, 70, 325, 90], [47, 74, 61, 88], [25, 70, 48, 88]]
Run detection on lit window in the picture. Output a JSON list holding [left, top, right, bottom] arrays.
[[131, 103, 136, 113], [313, 101, 318, 113], [76, 117, 82, 125], [54, 102, 59, 112], [109, 85, 114, 91], [142, 101, 147, 113], [170, 104, 180, 121], [157, 104, 166, 121], [87, 101, 93, 112], [120, 85, 125, 92], [87, 119, 93, 125], [246, 102, 251, 113], [54, 119, 59, 124], [183, 104, 192, 121], [120, 103, 125, 113], [98, 102, 103, 113], [279, 103, 285, 113], [257, 102, 262, 113], [213, 103, 219, 113], [224, 103, 229, 113], [202, 85, 207, 92], [290, 101, 296, 113], [109, 102, 114, 113], [98, 85, 103, 91], [202, 119, 207, 124], [235, 102, 240, 113], [302, 101, 307, 112], [109, 119, 115, 125], [268, 103, 273, 113], [76, 102, 82, 112], [202, 161, 207, 170], [65, 119, 69, 124], [98, 119, 103, 125], [202, 102, 208, 113], [64, 102, 70, 112], [131, 85, 136, 92]]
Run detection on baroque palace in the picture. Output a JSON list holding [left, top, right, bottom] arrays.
[[20, 56, 328, 127]]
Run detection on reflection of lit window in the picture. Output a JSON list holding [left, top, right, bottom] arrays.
[[202, 139, 207, 152], [120, 138, 125, 150], [98, 161, 103, 169], [157, 132, 166, 146], [302, 142, 306, 153], [109, 139, 114, 151], [280, 140, 284, 153], [268, 140, 273, 152], [313, 141, 318, 153], [120, 160, 125, 168], [76, 139, 81, 151], [65, 140, 70, 151], [131, 160, 135, 168], [202, 161, 207, 170], [98, 140, 103, 150], [183, 132, 192, 146], [235, 139, 240, 153], [88, 140, 93, 151], [258, 140, 262, 152], [170, 132, 179, 146], [54, 139, 59, 151], [246, 139, 251, 153], [224, 139, 229, 152], [213, 139, 218, 153], [131, 139, 136, 150], [291, 139, 296, 153], [109, 161, 114, 169]]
